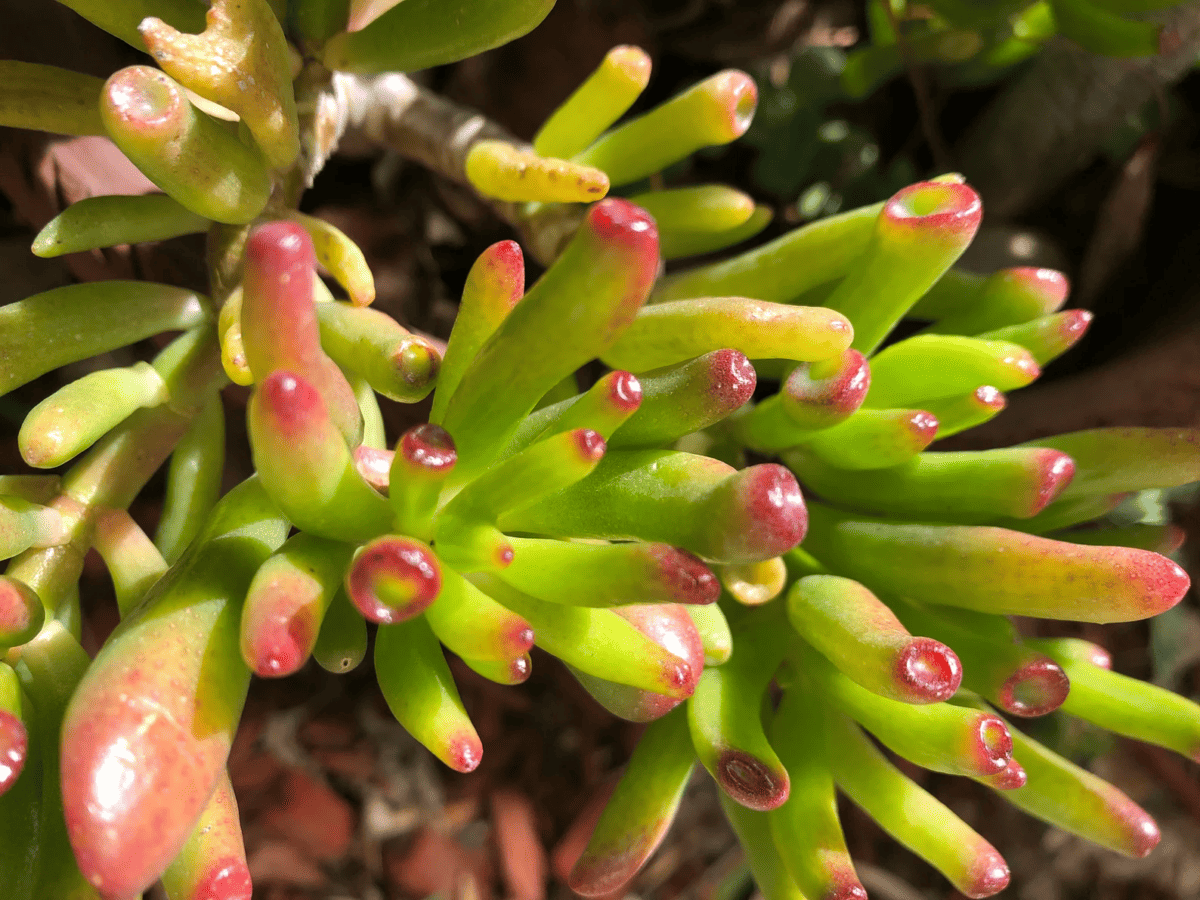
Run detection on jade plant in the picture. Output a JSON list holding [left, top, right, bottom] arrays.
[[0, 3, 1198, 900]]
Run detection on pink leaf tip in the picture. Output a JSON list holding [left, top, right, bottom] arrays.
[[346, 537, 442, 624], [0, 710, 27, 795], [894, 637, 962, 703], [997, 657, 1069, 717], [883, 181, 983, 243], [716, 749, 790, 811]]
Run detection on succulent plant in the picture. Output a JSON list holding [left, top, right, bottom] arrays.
[[559, 178, 1200, 900], [0, 3, 1198, 900]]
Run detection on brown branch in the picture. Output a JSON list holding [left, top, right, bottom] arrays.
[[316, 71, 585, 264]]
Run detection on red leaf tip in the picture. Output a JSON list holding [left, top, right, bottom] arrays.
[[784, 350, 870, 425], [883, 181, 983, 240], [894, 637, 962, 703], [1135, 553, 1190, 616], [0, 710, 27, 794], [400, 423, 457, 472], [194, 858, 254, 900], [607, 371, 643, 413], [482, 239, 525, 308], [450, 733, 483, 773], [346, 537, 442, 624], [509, 655, 532, 683], [1007, 267, 1070, 311], [510, 623, 536, 654], [908, 411, 940, 447], [0, 577, 39, 639], [586, 198, 659, 253], [974, 385, 1006, 411], [973, 715, 1013, 775], [104, 66, 182, 128], [716, 749, 789, 811], [247, 613, 315, 679], [496, 544, 515, 568], [998, 657, 1069, 717], [1059, 309, 1093, 346], [825, 880, 868, 900], [574, 428, 607, 462], [708, 349, 757, 411], [1031, 449, 1075, 515], [964, 848, 1010, 898], [1129, 813, 1162, 858], [1083, 641, 1113, 670], [714, 70, 758, 137], [724, 464, 808, 561], [651, 546, 720, 605], [246, 220, 313, 270], [989, 757, 1027, 791]]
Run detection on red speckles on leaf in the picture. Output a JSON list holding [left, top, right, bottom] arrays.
[[707, 349, 756, 411], [1131, 553, 1190, 617], [894, 638, 962, 703], [651, 546, 720, 605], [62, 693, 226, 900], [721, 464, 808, 562]]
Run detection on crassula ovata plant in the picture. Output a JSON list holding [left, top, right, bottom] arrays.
[[1, 2, 1199, 900]]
